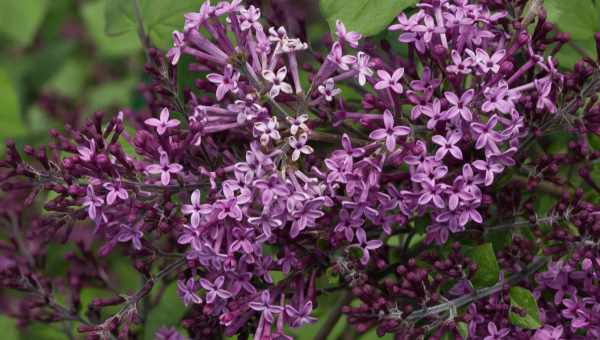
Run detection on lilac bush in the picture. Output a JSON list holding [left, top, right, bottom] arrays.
[[1, 0, 600, 339]]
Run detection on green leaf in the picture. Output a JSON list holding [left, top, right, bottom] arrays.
[[0, 68, 26, 140], [81, 0, 141, 57], [509, 286, 541, 329], [319, 0, 418, 37], [457, 321, 469, 339], [20, 323, 68, 340], [44, 58, 91, 98], [464, 243, 500, 288], [87, 77, 138, 111], [105, 0, 200, 49], [0, 0, 49, 46], [144, 281, 186, 340], [545, 0, 599, 69], [0, 316, 18, 340]]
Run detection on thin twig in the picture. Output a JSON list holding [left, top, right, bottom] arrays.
[[390, 257, 549, 322]]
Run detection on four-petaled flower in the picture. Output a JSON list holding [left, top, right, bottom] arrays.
[[248, 290, 284, 323], [468, 48, 505, 74], [432, 132, 463, 160], [254, 117, 281, 146], [354, 228, 383, 265], [375, 68, 404, 94], [471, 115, 503, 151], [535, 78, 557, 113], [285, 301, 317, 328], [355, 52, 373, 86], [116, 222, 144, 250], [146, 151, 184, 186], [483, 322, 509, 340], [77, 139, 96, 162], [369, 110, 411, 152], [472, 159, 504, 186], [262, 66, 293, 98], [328, 42, 356, 71], [289, 133, 314, 161], [181, 189, 212, 227], [167, 31, 184, 65], [144, 108, 181, 135], [207, 64, 240, 101], [200, 276, 232, 304], [444, 89, 474, 121], [82, 184, 103, 220], [103, 182, 128, 205], [335, 20, 362, 48], [177, 278, 202, 306], [318, 78, 341, 102]]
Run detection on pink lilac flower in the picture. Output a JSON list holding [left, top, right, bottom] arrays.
[[444, 89, 474, 121], [181, 189, 212, 227], [207, 64, 240, 101], [285, 301, 317, 328], [287, 114, 309, 136], [144, 108, 181, 135], [413, 15, 445, 44], [262, 66, 293, 98], [145, 151, 183, 186], [432, 132, 463, 160], [355, 52, 373, 86], [318, 78, 341, 102], [535, 78, 557, 113], [103, 182, 128, 205], [177, 278, 202, 306], [82, 184, 103, 220], [254, 117, 281, 146], [199, 276, 232, 304], [167, 31, 185, 65], [422, 98, 445, 129], [328, 42, 356, 71], [375, 68, 404, 94], [472, 159, 504, 186], [335, 20, 362, 48], [354, 228, 383, 265], [116, 222, 144, 250], [77, 139, 96, 162], [483, 322, 509, 340], [467, 48, 505, 74], [239, 5, 261, 31], [368, 110, 411, 152], [471, 115, 503, 151], [289, 133, 314, 161], [248, 290, 284, 323], [533, 326, 564, 340]]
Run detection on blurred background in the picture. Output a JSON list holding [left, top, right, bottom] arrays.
[[0, 0, 598, 339], [0, 0, 149, 155]]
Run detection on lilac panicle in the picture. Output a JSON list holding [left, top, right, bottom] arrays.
[[1, 0, 600, 339]]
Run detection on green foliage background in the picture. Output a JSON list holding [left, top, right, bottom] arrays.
[[0, 0, 597, 339]]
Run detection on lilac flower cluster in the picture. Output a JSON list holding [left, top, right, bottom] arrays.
[[1, 0, 600, 339]]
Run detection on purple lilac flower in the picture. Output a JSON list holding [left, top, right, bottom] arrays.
[[368, 110, 411, 152], [144, 108, 180, 135], [145, 151, 183, 186], [199, 276, 232, 304], [248, 290, 284, 323]]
